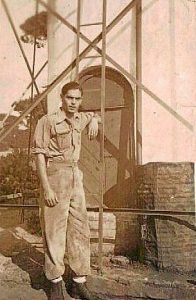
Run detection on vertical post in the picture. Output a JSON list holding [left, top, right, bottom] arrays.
[[194, 163, 196, 225], [136, 0, 142, 165], [76, 0, 81, 80], [28, 0, 38, 157], [98, 0, 107, 275], [22, 0, 39, 224], [169, 0, 177, 160], [47, 0, 59, 114]]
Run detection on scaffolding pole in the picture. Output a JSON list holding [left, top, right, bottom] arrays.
[[1, 0, 192, 143], [38, 0, 193, 132], [2, 0, 40, 95], [76, 0, 81, 80], [98, 0, 107, 275], [0, 204, 194, 216], [0, 0, 195, 277], [0, 0, 193, 144], [0, 0, 133, 143], [136, 0, 142, 165]]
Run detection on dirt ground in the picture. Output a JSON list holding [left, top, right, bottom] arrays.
[[0, 208, 195, 300]]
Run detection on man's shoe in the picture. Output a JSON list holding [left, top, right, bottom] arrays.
[[68, 281, 92, 300], [49, 280, 64, 300]]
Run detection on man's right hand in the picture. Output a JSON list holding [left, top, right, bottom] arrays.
[[43, 187, 58, 207]]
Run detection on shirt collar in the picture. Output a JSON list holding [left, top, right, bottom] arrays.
[[55, 108, 80, 124]]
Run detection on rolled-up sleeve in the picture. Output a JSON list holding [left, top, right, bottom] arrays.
[[32, 115, 51, 156]]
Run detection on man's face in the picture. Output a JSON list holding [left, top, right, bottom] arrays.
[[62, 89, 82, 114]]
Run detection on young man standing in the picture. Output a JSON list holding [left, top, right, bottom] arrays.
[[33, 81, 100, 300]]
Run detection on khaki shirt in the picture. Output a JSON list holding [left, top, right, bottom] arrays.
[[32, 108, 94, 162]]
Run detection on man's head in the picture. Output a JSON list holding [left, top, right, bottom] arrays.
[[61, 81, 83, 115]]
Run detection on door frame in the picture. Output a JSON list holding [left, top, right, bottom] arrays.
[[79, 65, 136, 207]]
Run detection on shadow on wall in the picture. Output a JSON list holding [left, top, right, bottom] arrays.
[[78, 66, 140, 258], [79, 66, 136, 209]]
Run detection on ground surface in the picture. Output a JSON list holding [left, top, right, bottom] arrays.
[[0, 209, 195, 300]]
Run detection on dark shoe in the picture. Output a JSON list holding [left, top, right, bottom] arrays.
[[68, 281, 92, 300], [49, 280, 64, 300]]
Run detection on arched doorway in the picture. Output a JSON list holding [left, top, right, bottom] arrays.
[[79, 66, 135, 209]]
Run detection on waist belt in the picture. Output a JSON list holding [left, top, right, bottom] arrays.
[[47, 158, 78, 167]]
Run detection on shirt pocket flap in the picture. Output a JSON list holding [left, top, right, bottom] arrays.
[[55, 123, 71, 150], [55, 123, 70, 135]]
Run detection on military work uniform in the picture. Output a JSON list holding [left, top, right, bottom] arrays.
[[33, 108, 94, 280]]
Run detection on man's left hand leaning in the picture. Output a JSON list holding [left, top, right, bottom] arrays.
[[88, 117, 99, 140]]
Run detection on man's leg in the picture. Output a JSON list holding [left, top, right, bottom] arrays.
[[39, 164, 74, 299], [66, 168, 92, 299], [39, 197, 69, 299], [66, 168, 91, 275], [39, 201, 70, 280]]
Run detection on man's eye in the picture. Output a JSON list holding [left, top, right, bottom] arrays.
[[66, 96, 81, 100]]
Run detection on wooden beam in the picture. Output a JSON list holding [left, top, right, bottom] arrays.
[[0, 204, 194, 217], [2, 0, 40, 95], [39, 0, 193, 132], [136, 0, 142, 165], [0, 0, 138, 142]]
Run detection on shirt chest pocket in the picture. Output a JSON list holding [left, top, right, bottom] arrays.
[[55, 123, 71, 150]]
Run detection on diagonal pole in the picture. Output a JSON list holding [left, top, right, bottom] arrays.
[[22, 0, 39, 223], [38, 0, 193, 132], [2, 0, 40, 95], [0, 0, 193, 143], [75, 0, 81, 79], [38, 0, 138, 45], [0, 60, 48, 128], [0, 0, 138, 143], [98, 0, 107, 275], [23, 61, 48, 97]]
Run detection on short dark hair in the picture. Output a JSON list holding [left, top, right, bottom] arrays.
[[61, 81, 83, 96]]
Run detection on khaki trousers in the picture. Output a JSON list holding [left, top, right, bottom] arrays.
[[38, 161, 91, 280]]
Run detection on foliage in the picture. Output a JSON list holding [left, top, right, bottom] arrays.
[[20, 11, 47, 48], [14, 95, 46, 128], [25, 211, 42, 236], [0, 97, 46, 197], [0, 149, 39, 196], [4, 94, 47, 139], [14, 95, 46, 117]]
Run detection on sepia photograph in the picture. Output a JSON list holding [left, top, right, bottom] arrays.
[[0, 0, 195, 299]]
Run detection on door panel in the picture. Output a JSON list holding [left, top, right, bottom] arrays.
[[79, 68, 135, 208]]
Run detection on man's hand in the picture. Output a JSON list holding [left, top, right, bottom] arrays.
[[88, 117, 99, 140], [44, 186, 58, 207]]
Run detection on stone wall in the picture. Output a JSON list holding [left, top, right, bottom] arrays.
[[88, 212, 116, 256], [24, 205, 140, 259], [114, 213, 140, 257], [24, 162, 195, 272], [88, 212, 140, 258], [136, 162, 196, 273]]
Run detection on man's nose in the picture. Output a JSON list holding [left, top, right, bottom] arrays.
[[71, 97, 76, 104]]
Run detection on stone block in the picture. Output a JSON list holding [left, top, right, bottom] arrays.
[[110, 255, 130, 268], [136, 162, 195, 273]]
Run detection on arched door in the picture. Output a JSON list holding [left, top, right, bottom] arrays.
[[79, 66, 135, 208]]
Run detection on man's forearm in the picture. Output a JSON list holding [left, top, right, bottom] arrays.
[[36, 154, 50, 191]]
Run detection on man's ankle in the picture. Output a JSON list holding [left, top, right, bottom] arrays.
[[73, 276, 86, 283], [49, 279, 64, 300], [51, 276, 63, 283]]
